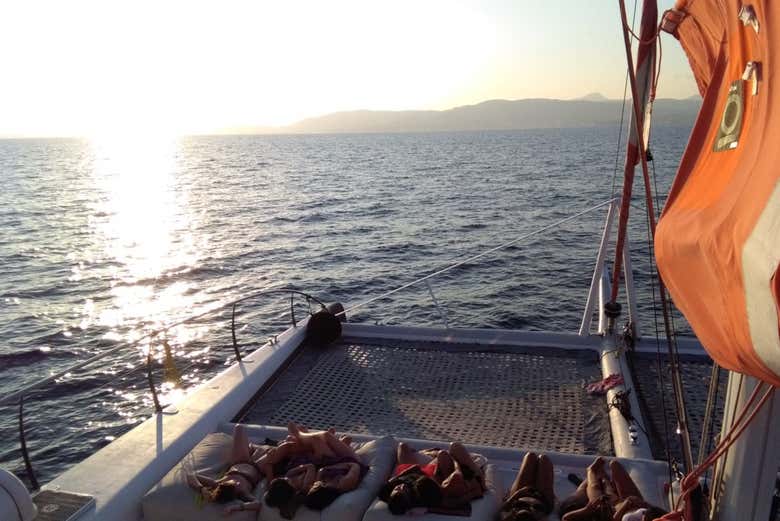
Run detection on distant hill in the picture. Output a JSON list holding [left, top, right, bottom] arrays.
[[281, 95, 701, 134]]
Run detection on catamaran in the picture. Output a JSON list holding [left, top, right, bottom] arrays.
[[1, 1, 778, 520]]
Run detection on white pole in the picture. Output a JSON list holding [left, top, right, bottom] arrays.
[[598, 262, 612, 335], [580, 200, 618, 335], [622, 232, 640, 339]]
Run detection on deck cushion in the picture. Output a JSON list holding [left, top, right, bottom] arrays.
[[259, 435, 396, 521], [142, 432, 266, 521], [362, 464, 504, 521]]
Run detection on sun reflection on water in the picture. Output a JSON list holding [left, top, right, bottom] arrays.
[[84, 134, 213, 408]]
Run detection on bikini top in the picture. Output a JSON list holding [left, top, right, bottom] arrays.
[[227, 462, 262, 487]]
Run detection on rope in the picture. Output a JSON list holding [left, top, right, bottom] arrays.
[[609, 388, 649, 437], [337, 198, 618, 318], [656, 383, 775, 520]]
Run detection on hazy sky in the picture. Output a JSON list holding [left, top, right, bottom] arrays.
[[1, 0, 696, 138]]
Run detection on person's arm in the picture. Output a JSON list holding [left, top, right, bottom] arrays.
[[186, 473, 218, 495], [254, 441, 299, 478], [331, 462, 361, 491], [302, 464, 317, 491], [222, 500, 261, 516]]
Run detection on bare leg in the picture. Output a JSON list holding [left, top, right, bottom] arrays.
[[609, 460, 642, 500], [323, 431, 358, 460], [509, 452, 539, 497], [562, 457, 608, 521], [536, 454, 555, 507], [231, 424, 252, 464], [448, 442, 483, 480], [585, 457, 607, 502], [435, 450, 455, 480]]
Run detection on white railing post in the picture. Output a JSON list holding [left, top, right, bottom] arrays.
[[622, 231, 640, 339], [598, 262, 613, 335], [424, 280, 449, 329], [580, 199, 618, 335]]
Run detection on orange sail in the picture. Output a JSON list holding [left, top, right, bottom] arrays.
[[656, 1, 780, 385]]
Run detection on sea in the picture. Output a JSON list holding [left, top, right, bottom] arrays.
[[0, 126, 691, 485]]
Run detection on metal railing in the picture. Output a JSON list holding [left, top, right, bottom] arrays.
[[0, 285, 329, 490]]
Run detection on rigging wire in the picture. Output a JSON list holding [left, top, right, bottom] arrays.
[[646, 146, 677, 500], [610, 0, 639, 198], [338, 197, 617, 318]]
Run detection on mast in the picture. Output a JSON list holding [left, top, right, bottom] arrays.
[[612, 0, 696, 474]]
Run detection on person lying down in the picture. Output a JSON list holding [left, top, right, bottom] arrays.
[[263, 422, 367, 518], [186, 422, 365, 517], [186, 424, 266, 515], [500, 452, 555, 521], [378, 441, 487, 515], [559, 457, 667, 521]]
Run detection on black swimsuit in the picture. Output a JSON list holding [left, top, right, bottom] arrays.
[[500, 487, 554, 521]]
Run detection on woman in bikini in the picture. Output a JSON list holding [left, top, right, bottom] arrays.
[[559, 457, 666, 521], [186, 424, 266, 515], [379, 442, 486, 515], [500, 452, 555, 521]]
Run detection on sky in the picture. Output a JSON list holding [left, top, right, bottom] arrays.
[[0, 0, 697, 138]]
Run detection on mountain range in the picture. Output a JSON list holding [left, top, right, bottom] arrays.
[[231, 94, 701, 135]]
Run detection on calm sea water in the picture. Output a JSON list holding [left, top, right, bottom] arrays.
[[0, 127, 691, 485]]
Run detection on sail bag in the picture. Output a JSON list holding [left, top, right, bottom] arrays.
[[656, 1, 780, 385]]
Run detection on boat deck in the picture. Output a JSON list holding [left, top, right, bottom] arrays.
[[241, 338, 613, 455]]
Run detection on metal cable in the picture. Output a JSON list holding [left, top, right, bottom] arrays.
[[337, 198, 618, 318]]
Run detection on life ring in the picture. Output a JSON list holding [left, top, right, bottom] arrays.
[[0, 469, 36, 521]]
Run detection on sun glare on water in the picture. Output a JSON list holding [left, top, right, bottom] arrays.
[[86, 132, 213, 402]]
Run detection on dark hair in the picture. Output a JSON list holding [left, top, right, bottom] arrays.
[[387, 483, 414, 515], [305, 482, 341, 510], [208, 482, 238, 503], [413, 476, 442, 508], [265, 478, 296, 507], [509, 510, 538, 521]]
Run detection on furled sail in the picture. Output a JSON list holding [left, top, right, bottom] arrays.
[[656, 1, 780, 385]]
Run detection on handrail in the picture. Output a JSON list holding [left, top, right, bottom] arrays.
[[337, 198, 618, 319], [0, 284, 327, 407]]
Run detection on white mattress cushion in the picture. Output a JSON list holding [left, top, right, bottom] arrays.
[[260, 435, 396, 521], [142, 432, 266, 521], [362, 464, 504, 521]]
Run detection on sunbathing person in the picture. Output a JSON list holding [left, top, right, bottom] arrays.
[[186, 424, 266, 515], [379, 442, 486, 515], [559, 457, 666, 521], [500, 452, 555, 521]]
